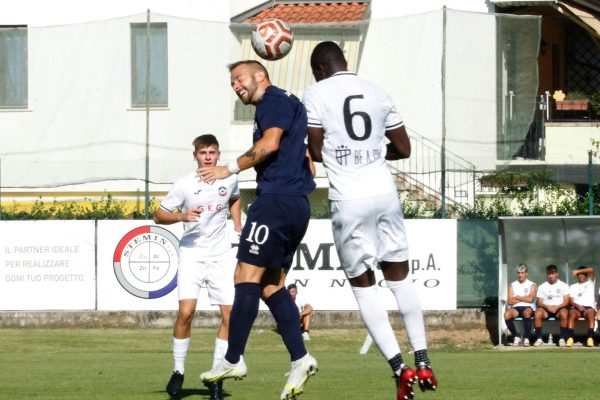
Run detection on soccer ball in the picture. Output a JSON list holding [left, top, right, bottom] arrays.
[[251, 18, 293, 61]]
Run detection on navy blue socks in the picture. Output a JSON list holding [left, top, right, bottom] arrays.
[[224, 282, 261, 364], [265, 287, 307, 362]]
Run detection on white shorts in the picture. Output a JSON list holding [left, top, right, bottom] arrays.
[[330, 192, 409, 279], [177, 246, 235, 305]]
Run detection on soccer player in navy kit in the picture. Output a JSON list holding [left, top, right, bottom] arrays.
[[154, 134, 242, 400], [304, 42, 437, 400], [199, 60, 317, 400]]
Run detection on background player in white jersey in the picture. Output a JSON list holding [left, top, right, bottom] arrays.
[[303, 41, 437, 400], [566, 266, 596, 347], [504, 264, 537, 346], [287, 283, 313, 341], [154, 134, 242, 400], [533, 264, 570, 347]]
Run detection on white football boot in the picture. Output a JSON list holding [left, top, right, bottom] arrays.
[[200, 356, 247, 384], [280, 353, 318, 400]]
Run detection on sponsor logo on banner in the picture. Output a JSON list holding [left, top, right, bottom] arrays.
[[113, 225, 179, 299]]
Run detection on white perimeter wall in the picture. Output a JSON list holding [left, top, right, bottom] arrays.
[[0, 0, 492, 26], [0, 0, 232, 26], [0, 14, 240, 188], [0, 219, 458, 311], [0, 0, 501, 189], [358, 9, 497, 170], [371, 0, 491, 18]]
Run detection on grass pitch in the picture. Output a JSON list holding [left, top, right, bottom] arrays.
[[0, 328, 598, 400]]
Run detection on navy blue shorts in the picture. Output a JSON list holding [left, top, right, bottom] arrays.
[[237, 194, 310, 270], [512, 306, 534, 318]]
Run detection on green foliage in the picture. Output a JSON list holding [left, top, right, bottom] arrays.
[[401, 197, 431, 219], [455, 170, 597, 219], [309, 198, 332, 219], [452, 197, 512, 220], [130, 197, 159, 219], [479, 170, 556, 194], [565, 90, 589, 100], [0, 195, 159, 220], [591, 91, 600, 118]]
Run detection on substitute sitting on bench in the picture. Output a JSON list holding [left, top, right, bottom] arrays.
[[504, 264, 537, 346], [566, 266, 596, 347], [533, 264, 570, 347]]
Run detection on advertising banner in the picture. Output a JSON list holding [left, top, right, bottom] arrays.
[[2, 218, 457, 311], [97, 220, 238, 311], [97, 220, 183, 310], [285, 219, 457, 311], [0, 220, 95, 310]]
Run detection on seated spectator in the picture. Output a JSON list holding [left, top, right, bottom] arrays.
[[567, 266, 596, 347], [533, 264, 569, 347], [287, 283, 313, 341], [504, 264, 537, 346]]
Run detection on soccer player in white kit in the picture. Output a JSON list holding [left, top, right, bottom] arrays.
[[504, 264, 537, 346], [153, 134, 242, 400], [533, 264, 570, 347], [303, 41, 437, 400], [287, 283, 314, 341], [566, 266, 596, 347]]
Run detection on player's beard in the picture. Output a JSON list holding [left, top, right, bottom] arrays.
[[237, 80, 259, 105]]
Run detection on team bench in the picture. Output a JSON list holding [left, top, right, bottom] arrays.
[[509, 316, 593, 340]]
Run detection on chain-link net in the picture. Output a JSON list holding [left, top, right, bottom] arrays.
[[457, 219, 499, 308]]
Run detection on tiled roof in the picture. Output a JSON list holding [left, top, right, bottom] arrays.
[[244, 2, 369, 24]]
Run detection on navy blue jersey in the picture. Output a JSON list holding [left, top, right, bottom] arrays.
[[253, 86, 316, 196]]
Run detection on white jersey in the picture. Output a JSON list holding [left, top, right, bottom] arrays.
[[510, 279, 536, 308], [569, 278, 596, 307], [294, 295, 308, 314], [537, 279, 569, 306], [304, 72, 403, 200], [159, 171, 239, 256]]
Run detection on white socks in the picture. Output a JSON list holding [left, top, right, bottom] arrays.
[[172, 337, 190, 374], [352, 285, 401, 360], [213, 337, 228, 369], [387, 279, 428, 351], [173, 337, 228, 373]]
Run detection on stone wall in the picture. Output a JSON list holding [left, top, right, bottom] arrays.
[[0, 309, 495, 330]]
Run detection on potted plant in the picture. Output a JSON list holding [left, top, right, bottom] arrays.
[[555, 90, 589, 111]]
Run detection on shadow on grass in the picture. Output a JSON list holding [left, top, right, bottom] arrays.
[[153, 386, 231, 399]]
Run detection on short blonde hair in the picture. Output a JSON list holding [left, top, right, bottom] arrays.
[[516, 264, 528, 272]]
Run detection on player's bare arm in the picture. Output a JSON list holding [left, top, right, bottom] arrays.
[[507, 285, 516, 305], [153, 206, 202, 224], [571, 267, 595, 280], [305, 149, 316, 176], [307, 126, 324, 162], [559, 294, 570, 309], [198, 128, 283, 181], [229, 195, 243, 234], [385, 126, 411, 160], [536, 297, 544, 309], [525, 284, 537, 303]]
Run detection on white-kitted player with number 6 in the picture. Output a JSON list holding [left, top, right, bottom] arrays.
[[304, 41, 437, 400]]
